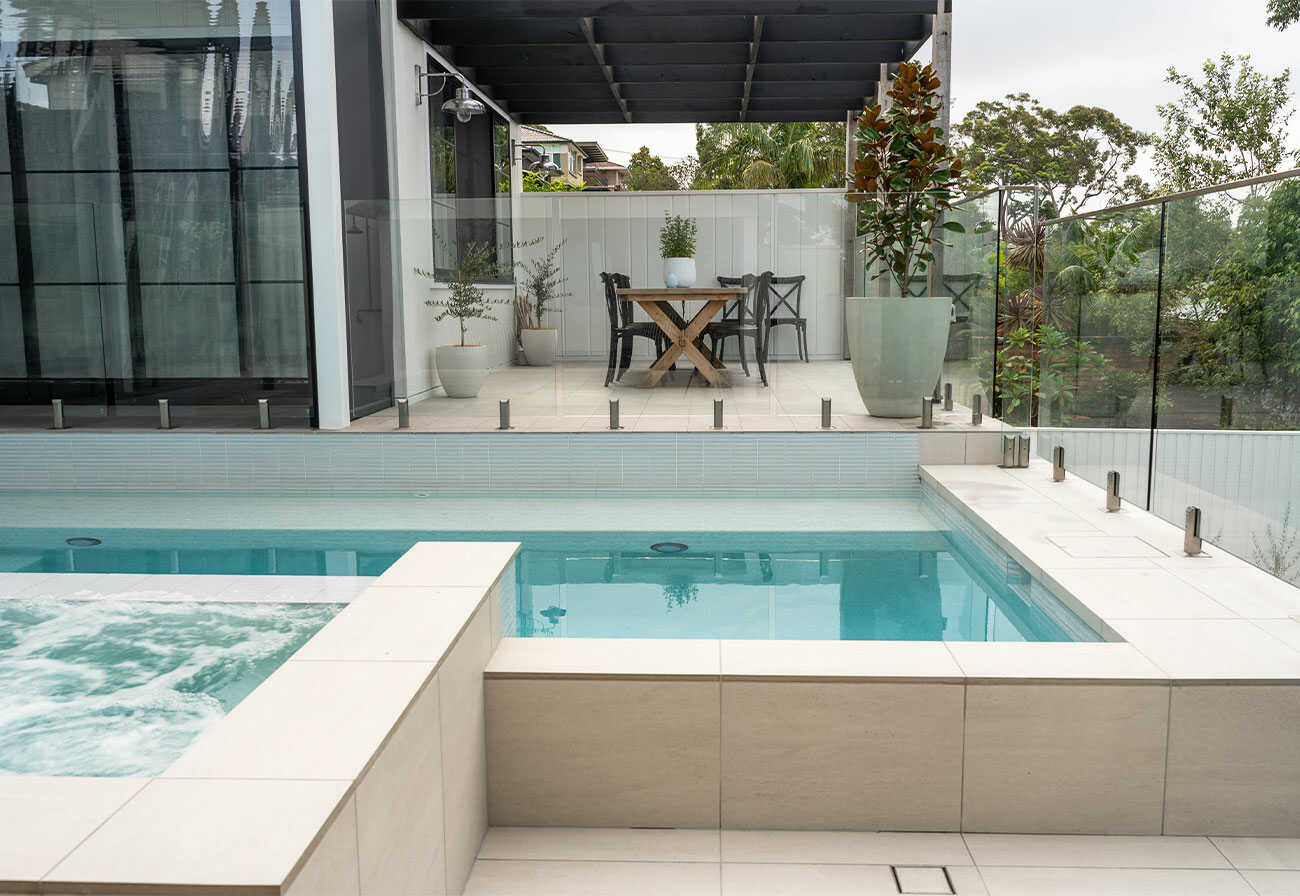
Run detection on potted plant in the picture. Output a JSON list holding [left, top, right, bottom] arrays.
[[847, 61, 964, 417], [416, 240, 510, 398], [659, 214, 698, 287], [515, 240, 570, 366]]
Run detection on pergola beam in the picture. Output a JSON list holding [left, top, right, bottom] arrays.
[[398, 1, 940, 18], [579, 16, 632, 123], [398, 0, 940, 125], [740, 16, 765, 120]]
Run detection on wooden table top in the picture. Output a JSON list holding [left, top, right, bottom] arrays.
[[616, 287, 746, 298]]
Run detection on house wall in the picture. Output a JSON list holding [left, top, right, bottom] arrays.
[[380, 6, 518, 402], [516, 189, 851, 361]]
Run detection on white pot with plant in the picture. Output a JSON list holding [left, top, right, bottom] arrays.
[[515, 240, 570, 366], [417, 241, 510, 399], [846, 61, 965, 418], [659, 214, 697, 287]]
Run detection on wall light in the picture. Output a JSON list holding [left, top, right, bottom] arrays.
[[416, 66, 486, 122]]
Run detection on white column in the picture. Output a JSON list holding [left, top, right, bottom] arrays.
[[299, 2, 351, 429], [929, 0, 953, 297]]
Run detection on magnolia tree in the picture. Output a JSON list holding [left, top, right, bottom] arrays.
[[848, 62, 964, 296]]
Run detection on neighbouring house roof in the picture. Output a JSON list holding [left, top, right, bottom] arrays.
[[574, 140, 608, 163], [397, 1, 940, 124], [518, 124, 586, 158]]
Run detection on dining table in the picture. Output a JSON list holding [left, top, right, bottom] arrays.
[[615, 286, 746, 387]]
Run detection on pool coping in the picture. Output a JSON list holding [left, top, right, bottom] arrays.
[[0, 541, 521, 895]]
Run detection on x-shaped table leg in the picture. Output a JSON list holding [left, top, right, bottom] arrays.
[[639, 299, 727, 387]]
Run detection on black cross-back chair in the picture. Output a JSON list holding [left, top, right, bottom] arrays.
[[600, 272, 667, 387], [704, 272, 770, 386], [706, 275, 755, 365], [763, 274, 809, 362], [705, 274, 757, 372]]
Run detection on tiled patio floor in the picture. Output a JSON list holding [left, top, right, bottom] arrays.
[[463, 828, 1299, 895], [348, 359, 992, 433]]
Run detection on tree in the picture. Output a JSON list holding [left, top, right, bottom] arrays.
[[625, 146, 680, 191], [522, 171, 581, 192], [694, 121, 846, 189], [1153, 54, 1297, 192], [953, 93, 1149, 216], [1268, 0, 1299, 29]]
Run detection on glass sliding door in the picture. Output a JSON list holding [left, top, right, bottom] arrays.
[[0, 0, 313, 427]]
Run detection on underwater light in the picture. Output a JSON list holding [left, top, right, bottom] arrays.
[[651, 542, 689, 554]]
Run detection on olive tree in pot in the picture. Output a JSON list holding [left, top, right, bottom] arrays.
[[659, 214, 698, 287], [416, 240, 511, 398], [847, 61, 964, 417], [515, 240, 570, 366]]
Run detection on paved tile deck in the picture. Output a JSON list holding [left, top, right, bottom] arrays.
[[464, 827, 1299, 895]]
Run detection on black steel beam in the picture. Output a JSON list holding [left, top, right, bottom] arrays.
[[759, 14, 927, 41], [514, 104, 850, 123], [481, 61, 889, 83], [492, 82, 619, 100], [398, 1, 943, 17], [578, 17, 632, 122], [758, 40, 905, 63], [749, 79, 875, 98]]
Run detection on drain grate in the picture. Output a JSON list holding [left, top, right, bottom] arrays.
[[891, 865, 954, 895], [65, 537, 102, 547], [650, 542, 688, 554]]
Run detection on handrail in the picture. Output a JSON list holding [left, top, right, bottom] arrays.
[[1044, 167, 1300, 226]]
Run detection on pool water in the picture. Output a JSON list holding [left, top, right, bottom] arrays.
[[0, 527, 1097, 643], [0, 599, 340, 776]]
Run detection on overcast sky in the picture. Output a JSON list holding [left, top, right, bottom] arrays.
[[550, 0, 1300, 172]]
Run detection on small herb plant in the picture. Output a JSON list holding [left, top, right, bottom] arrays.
[[416, 238, 511, 346], [849, 61, 965, 295], [516, 240, 571, 328], [658, 214, 697, 258]]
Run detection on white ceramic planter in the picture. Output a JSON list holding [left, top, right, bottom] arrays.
[[435, 344, 489, 398], [662, 257, 697, 288], [845, 296, 952, 418], [519, 328, 558, 367]]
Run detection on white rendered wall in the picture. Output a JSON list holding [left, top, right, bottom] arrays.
[[516, 189, 851, 361], [298, 2, 350, 429], [378, 9, 518, 403]]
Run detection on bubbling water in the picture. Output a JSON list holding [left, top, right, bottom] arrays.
[[0, 599, 340, 776]]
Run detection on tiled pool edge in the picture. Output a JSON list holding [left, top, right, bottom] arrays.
[[0, 541, 520, 895], [0, 430, 1001, 495]]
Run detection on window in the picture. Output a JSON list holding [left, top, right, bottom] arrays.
[[0, 0, 313, 421], [427, 59, 512, 283]]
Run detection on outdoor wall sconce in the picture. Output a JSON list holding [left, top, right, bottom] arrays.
[[415, 66, 486, 122]]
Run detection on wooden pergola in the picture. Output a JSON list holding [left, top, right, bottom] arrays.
[[396, 0, 950, 125]]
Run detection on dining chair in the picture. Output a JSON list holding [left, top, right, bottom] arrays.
[[763, 274, 809, 362], [704, 272, 770, 386], [707, 275, 757, 365], [600, 272, 666, 387]]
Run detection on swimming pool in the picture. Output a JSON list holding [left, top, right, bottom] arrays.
[[0, 599, 340, 776], [0, 524, 1098, 643]]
